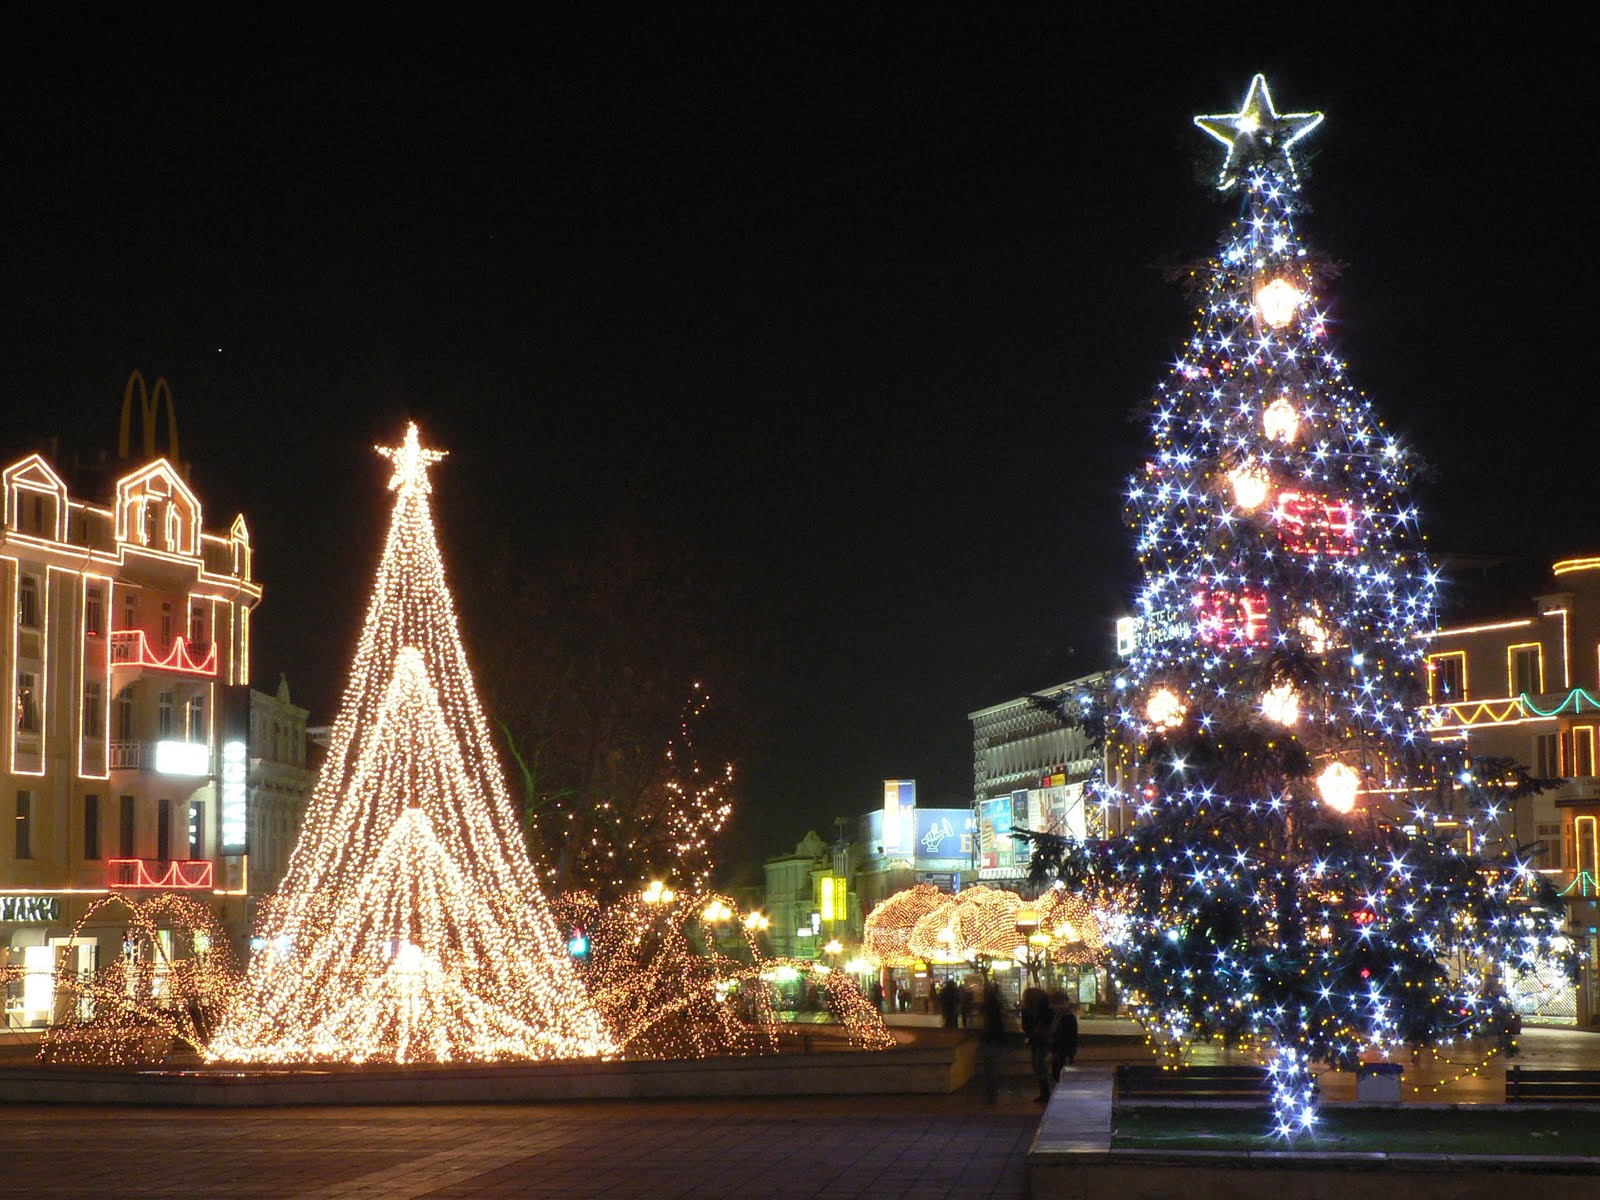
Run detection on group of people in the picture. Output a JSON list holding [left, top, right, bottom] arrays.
[[1020, 986, 1079, 1102]]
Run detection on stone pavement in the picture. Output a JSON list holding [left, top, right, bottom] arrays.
[[0, 1076, 1045, 1199]]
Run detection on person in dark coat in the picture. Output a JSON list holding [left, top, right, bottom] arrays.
[[1021, 986, 1053, 1101], [869, 978, 885, 1013], [1049, 1000, 1080, 1082], [938, 978, 960, 1028], [979, 983, 1007, 1102]]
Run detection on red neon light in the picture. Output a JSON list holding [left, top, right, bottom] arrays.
[[107, 858, 214, 889], [1274, 491, 1358, 556], [109, 630, 217, 676], [1194, 587, 1271, 646]]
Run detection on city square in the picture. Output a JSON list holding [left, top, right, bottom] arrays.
[[3, 11, 1598, 1200]]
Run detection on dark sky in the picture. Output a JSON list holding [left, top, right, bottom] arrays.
[[5, 11, 1593, 867]]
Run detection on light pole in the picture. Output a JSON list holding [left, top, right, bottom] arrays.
[[1014, 906, 1049, 987]]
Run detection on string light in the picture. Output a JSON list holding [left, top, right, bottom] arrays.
[[207, 423, 614, 1064]]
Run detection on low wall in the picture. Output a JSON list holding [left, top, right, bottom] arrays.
[[1027, 1068, 1597, 1200], [0, 1040, 976, 1107]]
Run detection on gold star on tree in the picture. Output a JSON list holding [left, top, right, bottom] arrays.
[[376, 422, 448, 494], [1194, 74, 1324, 189]]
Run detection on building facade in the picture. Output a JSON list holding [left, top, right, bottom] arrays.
[[246, 676, 318, 903], [967, 670, 1115, 888], [1, 447, 260, 1027], [1422, 555, 1600, 1027]]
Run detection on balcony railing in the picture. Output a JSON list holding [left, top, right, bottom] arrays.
[[109, 630, 216, 676], [106, 859, 214, 890]]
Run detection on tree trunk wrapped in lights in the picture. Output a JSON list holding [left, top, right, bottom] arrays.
[[1025, 77, 1572, 1134], [208, 424, 613, 1064]]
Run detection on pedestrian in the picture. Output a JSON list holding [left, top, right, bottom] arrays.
[[869, 977, 885, 1013], [979, 983, 1007, 1103], [1049, 999, 1079, 1082], [960, 982, 975, 1029], [938, 978, 960, 1028], [1021, 986, 1053, 1102]]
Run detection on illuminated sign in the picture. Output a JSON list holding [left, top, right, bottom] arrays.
[[882, 779, 916, 856], [1116, 616, 1139, 657], [818, 875, 847, 922], [915, 808, 975, 861], [221, 739, 248, 853], [153, 739, 210, 776], [0, 895, 61, 922]]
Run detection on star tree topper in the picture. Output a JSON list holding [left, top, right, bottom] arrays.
[[377, 422, 448, 494], [1194, 73, 1323, 190]]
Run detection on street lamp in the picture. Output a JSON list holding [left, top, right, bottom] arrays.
[[642, 880, 676, 905], [702, 899, 734, 923], [1014, 906, 1049, 986]]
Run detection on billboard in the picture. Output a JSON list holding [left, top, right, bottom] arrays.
[[882, 779, 916, 856], [914, 808, 973, 862], [978, 795, 1014, 871]]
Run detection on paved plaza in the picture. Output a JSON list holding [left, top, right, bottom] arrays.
[[3, 1029, 1595, 1198], [0, 1085, 1041, 1200]]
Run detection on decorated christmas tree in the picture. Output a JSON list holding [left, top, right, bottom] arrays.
[[1028, 76, 1568, 1132], [209, 424, 613, 1063]]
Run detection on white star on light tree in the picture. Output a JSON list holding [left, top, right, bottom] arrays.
[[1194, 73, 1324, 189], [377, 422, 448, 494]]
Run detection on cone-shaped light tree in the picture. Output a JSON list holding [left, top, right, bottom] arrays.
[[209, 424, 614, 1063], [1029, 76, 1570, 1133]]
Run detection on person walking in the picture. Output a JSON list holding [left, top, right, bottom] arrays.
[[979, 982, 1006, 1103], [869, 978, 885, 1013], [938, 978, 960, 1028], [1049, 999, 1079, 1083], [1021, 986, 1053, 1102]]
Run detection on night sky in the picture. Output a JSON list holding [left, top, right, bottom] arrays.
[[5, 12, 1593, 868]]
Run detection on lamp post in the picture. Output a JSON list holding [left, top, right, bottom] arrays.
[[1014, 906, 1046, 987]]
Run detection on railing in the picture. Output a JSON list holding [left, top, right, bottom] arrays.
[[106, 859, 214, 890], [109, 630, 217, 676], [109, 741, 143, 770]]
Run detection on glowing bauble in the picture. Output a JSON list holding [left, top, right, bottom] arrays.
[[1145, 687, 1187, 730], [1261, 683, 1300, 726], [1227, 462, 1272, 512], [1316, 762, 1359, 814], [1263, 396, 1300, 443], [1298, 616, 1330, 654], [1254, 278, 1303, 328]]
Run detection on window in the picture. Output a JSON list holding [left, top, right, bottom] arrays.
[[85, 588, 104, 637], [157, 799, 171, 861], [15, 673, 39, 734], [189, 604, 205, 646], [160, 602, 173, 648], [1578, 816, 1599, 881], [1575, 727, 1596, 778], [119, 795, 135, 857], [187, 693, 206, 742], [18, 575, 40, 628], [189, 801, 205, 859], [15, 791, 32, 860], [84, 795, 100, 860], [158, 690, 174, 739], [83, 680, 104, 739], [114, 690, 134, 741], [1534, 733, 1559, 778], [1510, 644, 1544, 698], [121, 592, 136, 631], [1428, 653, 1465, 703]]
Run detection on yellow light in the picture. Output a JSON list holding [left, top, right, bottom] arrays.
[[1317, 762, 1360, 814], [1254, 277, 1302, 328], [1145, 686, 1186, 730], [1262, 396, 1300, 444], [824, 938, 843, 956], [1298, 616, 1329, 654], [1227, 462, 1271, 511], [1261, 683, 1300, 726]]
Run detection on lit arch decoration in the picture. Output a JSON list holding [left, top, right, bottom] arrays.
[[38, 893, 239, 1066]]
